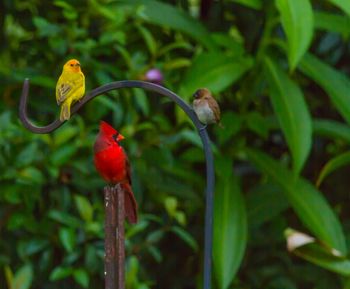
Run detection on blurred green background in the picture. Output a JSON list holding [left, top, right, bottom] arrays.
[[1, 0, 350, 288]]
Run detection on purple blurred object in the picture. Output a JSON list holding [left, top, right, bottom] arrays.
[[145, 68, 163, 84]]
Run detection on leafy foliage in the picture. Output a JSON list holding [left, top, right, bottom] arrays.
[[1, 0, 350, 289]]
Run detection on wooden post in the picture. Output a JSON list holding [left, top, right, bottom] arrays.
[[104, 184, 125, 289]]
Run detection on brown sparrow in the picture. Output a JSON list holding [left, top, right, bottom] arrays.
[[192, 88, 221, 125]]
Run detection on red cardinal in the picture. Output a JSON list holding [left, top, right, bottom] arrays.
[[94, 121, 138, 223]]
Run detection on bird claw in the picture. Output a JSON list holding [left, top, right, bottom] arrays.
[[113, 183, 122, 193], [199, 125, 207, 132]]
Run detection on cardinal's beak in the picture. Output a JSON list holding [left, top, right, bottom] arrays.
[[117, 134, 125, 141]]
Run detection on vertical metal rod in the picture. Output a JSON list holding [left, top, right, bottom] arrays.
[[105, 185, 125, 289], [199, 130, 215, 289]]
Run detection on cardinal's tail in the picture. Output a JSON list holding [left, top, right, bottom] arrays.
[[60, 101, 71, 121], [121, 183, 138, 224]]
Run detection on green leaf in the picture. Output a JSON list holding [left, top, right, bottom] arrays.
[[314, 11, 350, 38], [49, 266, 73, 281], [12, 265, 33, 289], [18, 167, 44, 185], [136, 24, 157, 56], [181, 52, 253, 97], [126, 220, 149, 238], [50, 145, 77, 166], [48, 210, 81, 227], [146, 230, 164, 243], [126, 256, 139, 289], [163, 58, 192, 70], [157, 41, 193, 56], [148, 246, 163, 263], [16, 142, 39, 167], [174, 211, 186, 226], [18, 239, 49, 258], [171, 226, 198, 251], [300, 53, 350, 126], [327, 0, 350, 17], [85, 246, 99, 272], [73, 269, 89, 288], [246, 148, 347, 255], [133, 88, 149, 116], [59, 227, 76, 252], [180, 130, 203, 148], [74, 195, 93, 222], [245, 112, 269, 139], [53, 125, 78, 146], [164, 196, 178, 217], [54, 1, 78, 20], [275, 0, 314, 69], [316, 151, 350, 187], [111, 0, 217, 50], [211, 33, 245, 54], [7, 212, 27, 230], [247, 183, 289, 227], [3, 185, 22, 204], [33, 17, 61, 37], [216, 112, 242, 144], [85, 221, 102, 235], [313, 119, 350, 143], [213, 163, 247, 289], [264, 57, 312, 174]]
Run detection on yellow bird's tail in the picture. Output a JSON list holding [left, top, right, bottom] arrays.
[[60, 101, 71, 121]]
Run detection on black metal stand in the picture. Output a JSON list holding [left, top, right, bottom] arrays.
[[19, 79, 215, 289]]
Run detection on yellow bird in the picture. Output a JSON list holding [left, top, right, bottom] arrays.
[[56, 59, 85, 121]]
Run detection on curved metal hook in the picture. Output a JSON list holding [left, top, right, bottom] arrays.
[[19, 78, 215, 289]]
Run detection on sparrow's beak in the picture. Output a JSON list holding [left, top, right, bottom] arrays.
[[193, 91, 200, 99]]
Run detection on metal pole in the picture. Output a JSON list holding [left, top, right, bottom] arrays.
[[199, 129, 215, 289]]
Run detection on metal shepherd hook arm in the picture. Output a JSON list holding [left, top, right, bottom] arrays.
[[19, 78, 215, 289]]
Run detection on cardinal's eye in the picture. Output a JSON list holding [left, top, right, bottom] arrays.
[[112, 133, 119, 142]]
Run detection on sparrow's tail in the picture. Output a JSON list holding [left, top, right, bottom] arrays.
[[60, 101, 72, 121], [121, 183, 138, 224]]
